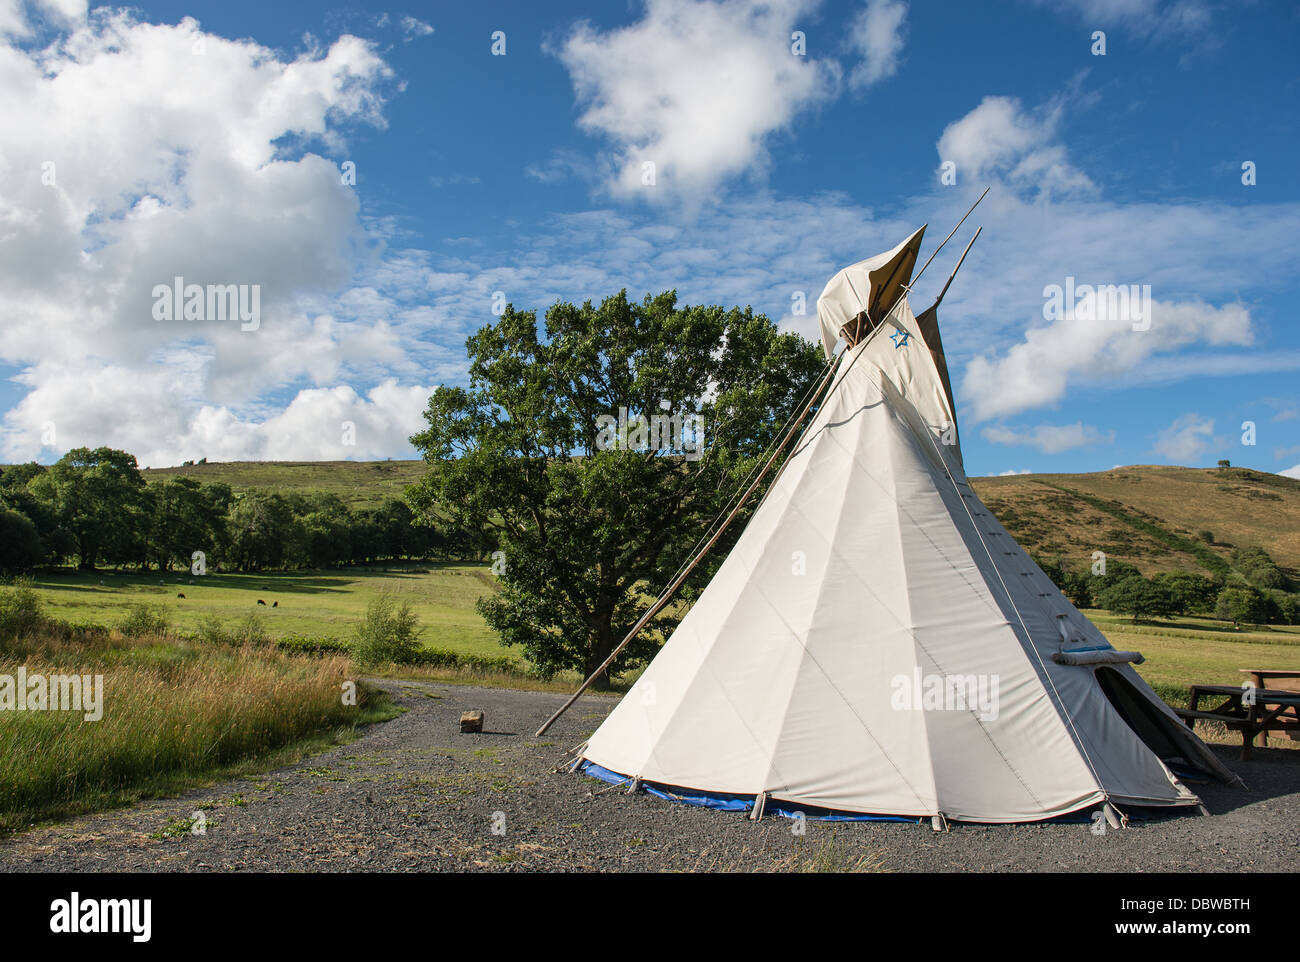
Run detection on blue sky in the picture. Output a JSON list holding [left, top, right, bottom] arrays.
[[0, 0, 1297, 478]]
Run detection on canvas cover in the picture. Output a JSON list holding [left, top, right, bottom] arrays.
[[578, 230, 1235, 823]]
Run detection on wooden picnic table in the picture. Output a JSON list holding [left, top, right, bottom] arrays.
[[1239, 669, 1300, 694], [1175, 684, 1300, 759]]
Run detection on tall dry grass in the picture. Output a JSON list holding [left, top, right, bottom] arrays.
[[0, 619, 390, 833]]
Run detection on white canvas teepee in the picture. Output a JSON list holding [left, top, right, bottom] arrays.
[[576, 226, 1237, 824]]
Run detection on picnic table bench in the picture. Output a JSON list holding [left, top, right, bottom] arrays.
[[1174, 683, 1300, 759]]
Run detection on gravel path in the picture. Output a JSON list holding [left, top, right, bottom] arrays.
[[1, 680, 1295, 872]]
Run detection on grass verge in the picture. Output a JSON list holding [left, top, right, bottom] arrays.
[[0, 626, 398, 835]]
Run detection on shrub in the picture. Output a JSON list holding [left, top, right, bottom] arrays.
[[407, 646, 523, 674], [118, 602, 170, 637], [352, 594, 423, 667], [1060, 568, 1094, 608], [195, 615, 231, 646], [1215, 586, 1269, 627], [53, 621, 112, 641], [196, 614, 271, 647], [1151, 571, 1219, 616], [1095, 575, 1179, 623], [1231, 546, 1292, 592], [1258, 590, 1300, 626], [277, 634, 352, 656], [0, 509, 41, 573], [0, 578, 45, 640]]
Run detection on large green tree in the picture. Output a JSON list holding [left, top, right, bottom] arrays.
[[146, 478, 232, 571], [1215, 586, 1269, 627], [408, 291, 823, 686], [1095, 574, 1179, 624], [28, 447, 148, 570], [224, 490, 300, 571]]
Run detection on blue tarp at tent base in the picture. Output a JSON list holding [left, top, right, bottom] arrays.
[[576, 760, 1192, 826], [579, 760, 922, 824]]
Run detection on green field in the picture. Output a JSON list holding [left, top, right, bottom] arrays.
[[26, 565, 514, 663], [1082, 609, 1300, 702], [13, 459, 1300, 706], [21, 566, 1300, 700]]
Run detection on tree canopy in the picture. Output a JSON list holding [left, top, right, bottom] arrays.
[[28, 447, 149, 570], [408, 290, 823, 686]]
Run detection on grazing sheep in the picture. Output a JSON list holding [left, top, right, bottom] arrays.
[[257, 599, 267, 606], [177, 593, 186, 599]]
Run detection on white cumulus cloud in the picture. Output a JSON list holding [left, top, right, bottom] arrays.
[[0, 10, 430, 466], [937, 95, 1094, 198], [552, 0, 838, 197], [961, 298, 1253, 423]]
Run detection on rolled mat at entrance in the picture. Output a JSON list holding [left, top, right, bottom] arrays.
[[1052, 649, 1145, 666]]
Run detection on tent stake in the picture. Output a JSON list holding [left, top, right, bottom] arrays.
[[1102, 802, 1122, 830]]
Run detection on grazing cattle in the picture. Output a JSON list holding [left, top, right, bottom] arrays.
[[177, 593, 186, 599], [257, 599, 266, 606], [272, 601, 278, 608]]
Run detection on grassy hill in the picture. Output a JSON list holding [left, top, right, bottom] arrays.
[[971, 465, 1300, 581], [142, 459, 429, 510]]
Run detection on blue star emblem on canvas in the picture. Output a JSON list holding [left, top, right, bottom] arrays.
[[890, 329, 910, 349]]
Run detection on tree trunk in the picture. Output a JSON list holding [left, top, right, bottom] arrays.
[[586, 618, 615, 691]]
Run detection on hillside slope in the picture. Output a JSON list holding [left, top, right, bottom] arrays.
[[140, 460, 1300, 578], [142, 460, 428, 509], [971, 466, 1300, 579]]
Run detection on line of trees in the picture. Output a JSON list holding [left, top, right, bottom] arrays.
[[1035, 552, 1300, 627], [0, 447, 488, 574]]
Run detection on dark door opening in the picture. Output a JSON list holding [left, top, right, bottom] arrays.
[[1094, 666, 1212, 777]]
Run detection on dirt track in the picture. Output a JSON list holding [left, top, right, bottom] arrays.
[[1, 680, 1296, 872]]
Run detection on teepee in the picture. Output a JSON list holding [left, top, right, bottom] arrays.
[[562, 223, 1238, 825]]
